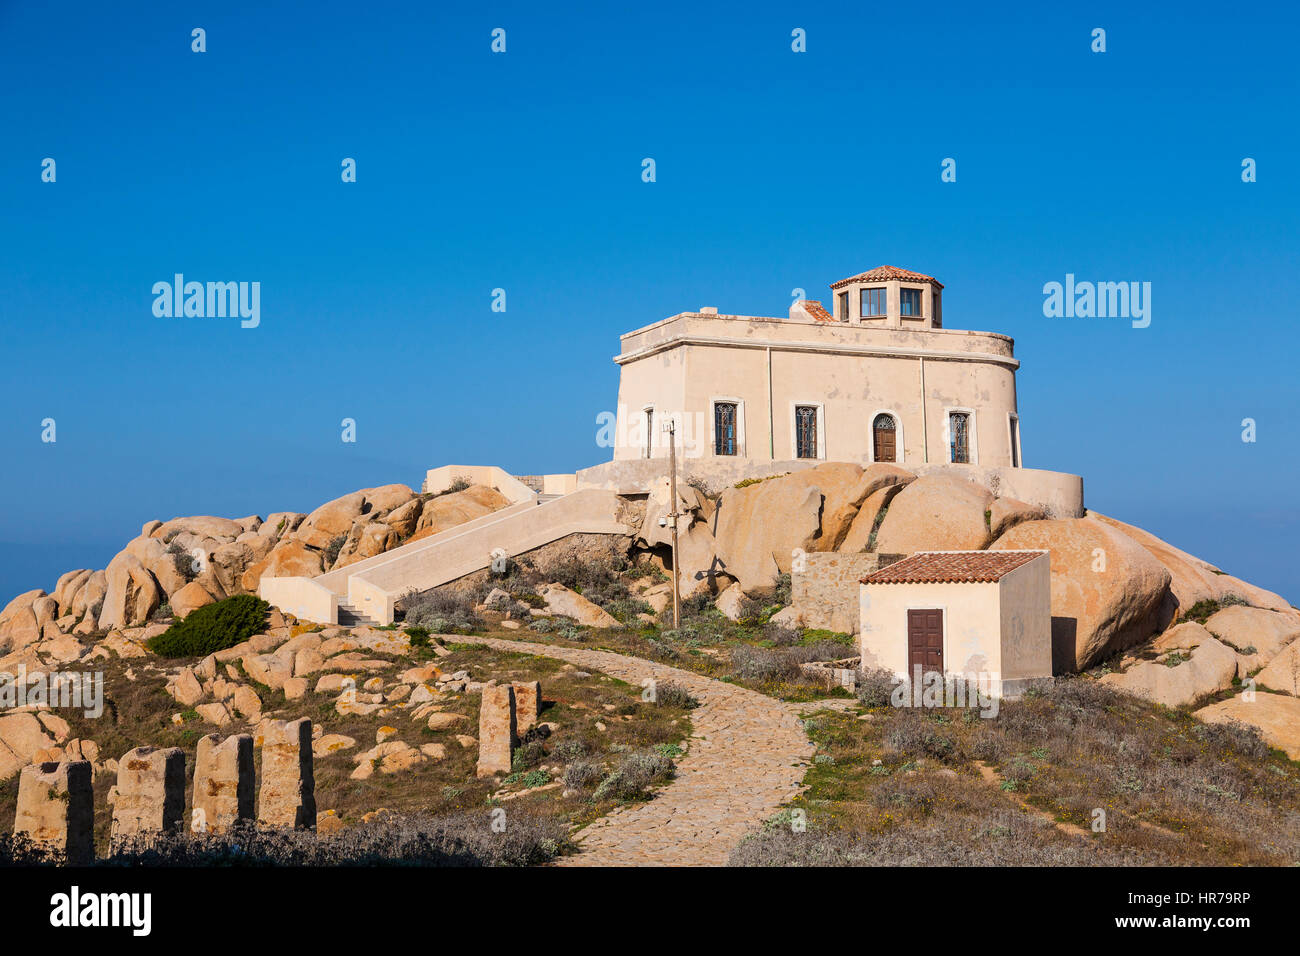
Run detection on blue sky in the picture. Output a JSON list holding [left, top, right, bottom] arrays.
[[1, 0, 1297, 603]]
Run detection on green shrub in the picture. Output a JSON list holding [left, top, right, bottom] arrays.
[[165, 541, 199, 583], [772, 572, 792, 606], [1182, 599, 1222, 624], [405, 626, 431, 647], [604, 597, 653, 625], [512, 739, 547, 771], [146, 594, 270, 658], [323, 534, 347, 568]]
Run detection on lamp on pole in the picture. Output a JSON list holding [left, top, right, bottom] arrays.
[[663, 417, 683, 630]]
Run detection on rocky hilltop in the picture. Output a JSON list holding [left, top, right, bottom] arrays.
[[2, 462, 1298, 761]]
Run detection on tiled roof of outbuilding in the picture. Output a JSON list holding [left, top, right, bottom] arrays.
[[861, 550, 1046, 584]]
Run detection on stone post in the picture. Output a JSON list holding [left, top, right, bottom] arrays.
[[110, 746, 185, 846], [511, 681, 542, 734], [14, 760, 94, 865], [258, 717, 315, 829], [193, 733, 254, 834], [475, 684, 517, 777]]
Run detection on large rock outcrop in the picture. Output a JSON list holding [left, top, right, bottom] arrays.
[[241, 540, 325, 591], [710, 463, 911, 592], [712, 477, 822, 592], [1202, 605, 1300, 670], [0, 712, 57, 781], [411, 486, 510, 542], [1257, 640, 1300, 697], [1100, 623, 1238, 707], [1093, 513, 1296, 620], [98, 552, 163, 630], [873, 475, 994, 554], [991, 516, 1172, 671], [1195, 692, 1300, 760]]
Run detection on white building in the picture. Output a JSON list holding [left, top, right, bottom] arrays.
[[860, 550, 1052, 698]]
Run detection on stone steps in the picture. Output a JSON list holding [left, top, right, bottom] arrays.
[[336, 602, 378, 627]]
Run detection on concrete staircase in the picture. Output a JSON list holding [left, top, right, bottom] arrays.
[[261, 485, 634, 626], [336, 601, 379, 628]]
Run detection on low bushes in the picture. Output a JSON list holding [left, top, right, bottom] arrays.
[[527, 616, 585, 641], [592, 751, 676, 802], [3, 813, 566, 867], [652, 681, 699, 710], [402, 589, 481, 634], [145, 594, 270, 658]]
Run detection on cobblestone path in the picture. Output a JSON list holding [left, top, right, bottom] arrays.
[[457, 635, 817, 866]]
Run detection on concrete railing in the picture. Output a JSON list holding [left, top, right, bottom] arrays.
[[422, 465, 537, 503], [259, 576, 339, 627], [261, 487, 635, 626], [347, 488, 633, 624], [516, 473, 579, 496], [312, 499, 540, 596]]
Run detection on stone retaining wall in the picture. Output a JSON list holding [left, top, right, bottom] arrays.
[[793, 552, 905, 634]]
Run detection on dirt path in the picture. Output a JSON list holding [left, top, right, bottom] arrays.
[[455, 636, 816, 866]]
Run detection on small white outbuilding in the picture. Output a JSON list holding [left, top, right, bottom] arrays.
[[859, 550, 1052, 698]]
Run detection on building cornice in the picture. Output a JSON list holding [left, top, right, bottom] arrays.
[[613, 333, 1019, 369]]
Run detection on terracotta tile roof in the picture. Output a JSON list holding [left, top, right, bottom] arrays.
[[830, 265, 944, 290], [797, 299, 835, 322], [861, 550, 1046, 585]]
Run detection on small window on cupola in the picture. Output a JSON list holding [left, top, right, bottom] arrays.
[[861, 287, 887, 318], [900, 288, 922, 317]]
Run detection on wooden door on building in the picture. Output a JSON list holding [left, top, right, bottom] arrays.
[[907, 609, 944, 675], [873, 414, 896, 462]]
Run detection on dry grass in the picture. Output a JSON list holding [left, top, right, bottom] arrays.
[[0, 641, 694, 860], [729, 678, 1300, 866]]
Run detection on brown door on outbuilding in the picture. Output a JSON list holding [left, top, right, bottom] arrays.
[[907, 609, 944, 676], [873, 414, 897, 462]]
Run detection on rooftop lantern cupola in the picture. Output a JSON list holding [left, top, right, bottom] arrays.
[[825, 265, 944, 329]]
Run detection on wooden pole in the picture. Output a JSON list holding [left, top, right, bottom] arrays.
[[668, 418, 681, 631]]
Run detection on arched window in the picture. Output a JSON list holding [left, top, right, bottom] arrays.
[[872, 413, 897, 462], [643, 408, 654, 459]]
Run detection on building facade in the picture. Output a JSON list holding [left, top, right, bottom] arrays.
[[611, 266, 1023, 470]]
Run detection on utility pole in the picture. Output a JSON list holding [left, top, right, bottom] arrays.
[[665, 417, 682, 630]]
